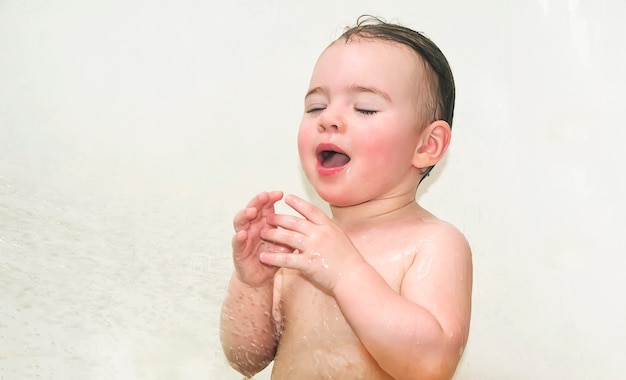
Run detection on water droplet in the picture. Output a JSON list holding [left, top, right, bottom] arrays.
[[321, 258, 329, 269]]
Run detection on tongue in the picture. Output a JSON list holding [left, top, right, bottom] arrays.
[[322, 152, 350, 168]]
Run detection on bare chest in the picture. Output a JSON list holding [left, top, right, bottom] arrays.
[[271, 239, 415, 379], [272, 273, 393, 379]]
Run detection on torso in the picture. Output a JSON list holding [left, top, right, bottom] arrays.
[[271, 216, 430, 379]]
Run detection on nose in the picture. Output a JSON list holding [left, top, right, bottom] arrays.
[[318, 107, 346, 133]]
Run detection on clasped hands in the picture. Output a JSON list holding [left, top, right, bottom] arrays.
[[232, 191, 366, 293]]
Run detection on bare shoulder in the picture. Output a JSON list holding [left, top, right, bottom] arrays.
[[401, 216, 473, 343], [405, 215, 472, 285], [416, 217, 471, 256]]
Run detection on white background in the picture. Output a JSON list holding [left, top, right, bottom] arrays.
[[1, 0, 625, 379]]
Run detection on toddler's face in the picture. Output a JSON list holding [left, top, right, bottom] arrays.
[[297, 38, 428, 207]]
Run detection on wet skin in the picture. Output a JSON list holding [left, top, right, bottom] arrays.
[[270, 219, 419, 379], [221, 38, 472, 380], [263, 190, 470, 380]]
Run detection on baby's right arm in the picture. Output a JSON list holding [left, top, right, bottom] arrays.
[[220, 191, 284, 377]]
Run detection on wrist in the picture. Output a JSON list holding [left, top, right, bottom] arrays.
[[232, 272, 274, 291], [332, 259, 374, 299]]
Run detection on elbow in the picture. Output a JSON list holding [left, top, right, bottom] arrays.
[[219, 308, 278, 376], [400, 334, 467, 380], [221, 342, 275, 377], [220, 326, 277, 377], [419, 317, 469, 379]]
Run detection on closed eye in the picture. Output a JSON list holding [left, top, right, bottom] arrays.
[[356, 108, 377, 115], [306, 106, 326, 113]]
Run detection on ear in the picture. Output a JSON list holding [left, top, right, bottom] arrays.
[[412, 120, 451, 170]]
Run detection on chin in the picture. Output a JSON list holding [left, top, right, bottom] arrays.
[[314, 188, 362, 208], [304, 168, 362, 207]]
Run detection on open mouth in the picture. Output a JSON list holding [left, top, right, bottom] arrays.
[[318, 149, 350, 168]]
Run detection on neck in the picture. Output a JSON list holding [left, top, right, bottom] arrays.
[[329, 193, 421, 231]]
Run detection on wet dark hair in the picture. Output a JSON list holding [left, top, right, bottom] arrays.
[[339, 16, 456, 180]]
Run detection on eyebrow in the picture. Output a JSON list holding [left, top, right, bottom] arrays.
[[305, 84, 392, 102], [305, 86, 325, 99], [348, 84, 392, 102]]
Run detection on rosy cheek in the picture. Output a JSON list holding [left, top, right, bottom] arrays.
[[297, 126, 313, 160], [357, 134, 408, 173], [358, 134, 393, 156]]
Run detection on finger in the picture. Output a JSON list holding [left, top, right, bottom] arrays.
[[251, 190, 283, 208], [245, 191, 269, 208], [262, 191, 284, 215], [250, 191, 284, 220], [267, 190, 284, 204], [235, 191, 283, 231], [243, 191, 281, 214], [260, 227, 306, 252], [266, 213, 310, 234], [259, 251, 303, 270], [284, 194, 329, 225], [231, 230, 249, 257], [233, 207, 257, 232]]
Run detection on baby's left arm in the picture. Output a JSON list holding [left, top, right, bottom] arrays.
[[334, 223, 472, 380], [258, 194, 472, 380]]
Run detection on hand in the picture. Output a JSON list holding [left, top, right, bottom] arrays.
[[259, 194, 366, 293], [231, 191, 291, 287]]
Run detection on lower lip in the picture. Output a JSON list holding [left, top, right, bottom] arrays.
[[316, 162, 348, 176]]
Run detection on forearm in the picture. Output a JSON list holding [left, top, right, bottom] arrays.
[[333, 265, 461, 379], [220, 273, 277, 376]]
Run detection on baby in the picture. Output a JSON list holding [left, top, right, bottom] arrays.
[[220, 16, 472, 380]]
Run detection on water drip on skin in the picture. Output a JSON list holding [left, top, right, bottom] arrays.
[[321, 258, 329, 269], [416, 254, 433, 280], [387, 248, 418, 262], [309, 251, 329, 269]]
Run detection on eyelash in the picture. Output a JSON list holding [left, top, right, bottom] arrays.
[[305, 107, 378, 115], [306, 106, 325, 113], [356, 108, 377, 115]]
